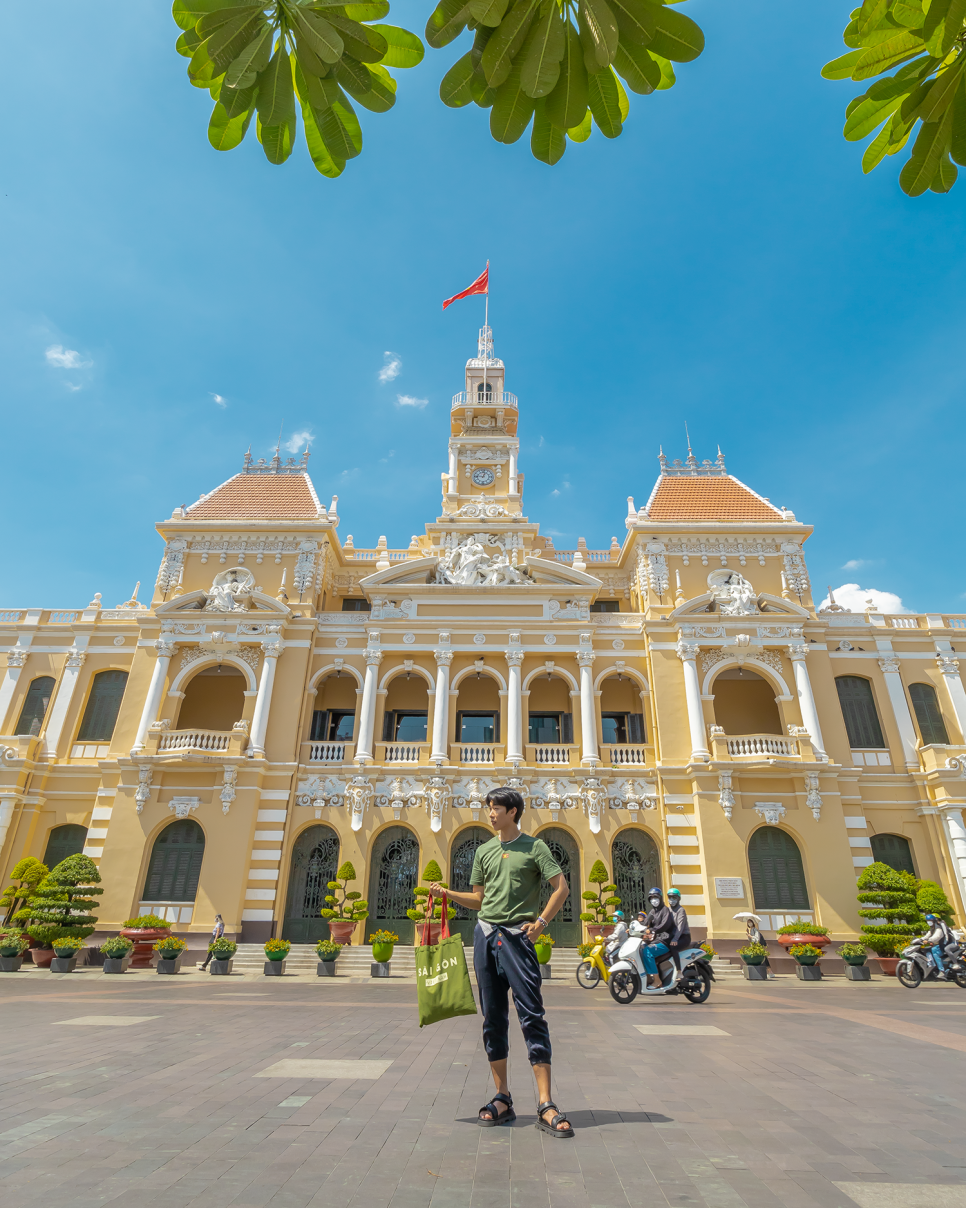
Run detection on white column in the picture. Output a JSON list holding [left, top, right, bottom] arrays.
[[43, 640, 90, 757], [788, 645, 827, 759], [577, 652, 598, 766], [937, 655, 966, 743], [354, 650, 383, 763], [448, 446, 457, 494], [505, 649, 524, 763], [0, 793, 18, 857], [879, 655, 919, 767], [431, 649, 454, 763], [677, 640, 710, 763], [0, 648, 30, 734], [249, 630, 284, 759], [940, 806, 966, 909], [131, 638, 175, 754], [509, 449, 518, 494]]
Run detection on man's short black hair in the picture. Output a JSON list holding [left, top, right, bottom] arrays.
[[486, 786, 525, 824]]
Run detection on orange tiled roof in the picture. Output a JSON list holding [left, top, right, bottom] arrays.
[[186, 473, 320, 520], [646, 476, 782, 523]]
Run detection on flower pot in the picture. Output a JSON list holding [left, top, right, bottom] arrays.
[[370, 961, 391, 977], [846, 964, 871, 981], [120, 927, 171, 968], [53, 950, 80, 961], [777, 934, 831, 951], [264, 960, 286, 976], [793, 955, 821, 966], [534, 943, 553, 966], [265, 951, 287, 962], [0, 948, 23, 960], [327, 919, 358, 945], [29, 947, 54, 968], [743, 965, 768, 980], [371, 942, 394, 963], [50, 956, 79, 973], [540, 965, 552, 980], [103, 957, 130, 974], [209, 958, 233, 975], [317, 960, 337, 976], [0, 955, 24, 972], [157, 956, 184, 974], [585, 924, 615, 942], [876, 957, 899, 976], [842, 955, 867, 966], [740, 954, 766, 965], [796, 964, 823, 980]]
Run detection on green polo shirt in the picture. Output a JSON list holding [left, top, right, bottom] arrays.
[[470, 834, 563, 926]]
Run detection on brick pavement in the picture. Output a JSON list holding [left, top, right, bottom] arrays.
[[0, 967, 964, 1208]]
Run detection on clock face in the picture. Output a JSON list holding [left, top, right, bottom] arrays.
[[471, 468, 495, 487]]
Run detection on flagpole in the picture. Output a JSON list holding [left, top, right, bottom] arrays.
[[483, 261, 489, 400]]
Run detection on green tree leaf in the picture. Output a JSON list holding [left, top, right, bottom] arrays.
[[643, 2, 704, 63], [425, 0, 473, 49], [326, 14, 388, 63], [206, 11, 265, 73], [852, 31, 925, 80], [196, 4, 262, 36], [822, 49, 865, 80], [609, 0, 656, 47], [587, 62, 622, 135], [490, 61, 536, 141], [440, 51, 477, 105], [578, 0, 619, 72], [224, 24, 273, 87], [568, 108, 592, 139], [467, 0, 511, 27], [481, 0, 541, 87], [614, 67, 629, 118], [344, 1, 391, 17], [258, 115, 295, 164], [891, 0, 925, 28], [172, 0, 239, 33], [843, 76, 914, 140], [914, 57, 966, 125], [614, 39, 659, 92], [177, 29, 204, 57], [257, 44, 296, 127], [369, 24, 425, 67], [651, 50, 675, 88], [856, 0, 890, 40], [930, 149, 959, 190], [319, 95, 364, 158], [862, 115, 899, 170], [520, 4, 566, 99], [208, 100, 253, 148], [531, 98, 567, 161], [219, 74, 258, 117], [335, 57, 397, 110], [951, 87, 966, 162], [923, 0, 966, 57], [899, 107, 954, 193], [545, 21, 588, 128], [290, 9, 345, 65]]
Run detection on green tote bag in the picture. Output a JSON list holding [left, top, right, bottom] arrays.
[[416, 893, 478, 1028]]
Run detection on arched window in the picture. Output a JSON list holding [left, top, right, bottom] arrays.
[[142, 820, 205, 902], [366, 826, 419, 943], [835, 676, 885, 748], [15, 677, 55, 736], [712, 668, 782, 735], [611, 829, 660, 918], [870, 833, 916, 877], [42, 824, 88, 870], [283, 825, 340, 942], [77, 670, 129, 743], [177, 665, 245, 731], [537, 827, 580, 945], [748, 827, 809, 911], [908, 683, 949, 746], [450, 826, 491, 944], [477, 380, 493, 399]]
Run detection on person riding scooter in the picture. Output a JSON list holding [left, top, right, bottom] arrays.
[[642, 887, 678, 988], [667, 888, 691, 970], [923, 912, 956, 977], [605, 912, 628, 965]]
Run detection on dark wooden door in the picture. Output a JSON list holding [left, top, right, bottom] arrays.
[[449, 826, 491, 945], [366, 826, 419, 944], [537, 827, 581, 946], [282, 825, 340, 943], [611, 829, 661, 919]]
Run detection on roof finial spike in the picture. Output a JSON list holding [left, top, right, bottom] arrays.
[[684, 422, 698, 471], [658, 447, 668, 474], [828, 585, 836, 605], [685, 421, 692, 455]]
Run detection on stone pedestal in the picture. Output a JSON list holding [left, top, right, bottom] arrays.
[[0, 956, 24, 972], [50, 956, 79, 973], [103, 957, 131, 974], [795, 964, 822, 981], [158, 956, 184, 975], [370, 961, 391, 978], [318, 961, 337, 976], [742, 964, 768, 980], [264, 960, 286, 976], [540, 965, 552, 980], [845, 964, 871, 980], [209, 959, 233, 975]]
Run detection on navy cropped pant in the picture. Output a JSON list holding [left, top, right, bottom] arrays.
[[473, 923, 552, 1066]]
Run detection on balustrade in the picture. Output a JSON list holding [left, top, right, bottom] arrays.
[[378, 742, 427, 764], [457, 742, 500, 764], [306, 740, 350, 763], [604, 744, 649, 765], [527, 743, 575, 766], [157, 728, 232, 753]]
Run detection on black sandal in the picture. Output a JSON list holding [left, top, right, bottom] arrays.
[[478, 1092, 515, 1127], [535, 1100, 574, 1138]]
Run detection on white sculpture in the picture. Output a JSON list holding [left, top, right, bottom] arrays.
[[707, 570, 758, 616], [435, 535, 531, 587], [205, 568, 255, 612]]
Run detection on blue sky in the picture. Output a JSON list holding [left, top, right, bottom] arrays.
[[3, 1, 964, 613]]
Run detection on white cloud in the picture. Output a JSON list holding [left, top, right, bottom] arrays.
[[379, 450, 396, 464], [379, 352, 402, 383], [820, 583, 913, 614], [65, 382, 82, 392], [284, 429, 314, 453], [340, 467, 360, 479], [551, 489, 560, 498], [45, 344, 91, 369], [841, 558, 873, 570], [211, 393, 227, 408], [396, 394, 428, 409]]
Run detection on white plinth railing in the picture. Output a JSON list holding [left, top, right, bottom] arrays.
[[726, 735, 794, 758], [460, 744, 495, 763], [309, 741, 346, 763], [451, 390, 518, 409], [606, 745, 649, 765], [385, 743, 422, 763], [532, 745, 572, 765], [158, 728, 231, 753]]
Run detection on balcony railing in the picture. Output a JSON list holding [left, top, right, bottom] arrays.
[[158, 728, 233, 753], [378, 742, 429, 764], [456, 742, 504, 764], [306, 740, 352, 763], [726, 735, 796, 758], [451, 390, 518, 409], [604, 744, 649, 765], [527, 744, 576, 766]]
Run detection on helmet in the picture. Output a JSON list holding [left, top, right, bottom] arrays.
[[667, 888, 681, 900], [925, 913, 938, 922], [612, 911, 624, 919], [647, 886, 663, 904]]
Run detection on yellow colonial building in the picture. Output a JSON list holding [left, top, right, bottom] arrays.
[[3, 326, 966, 956]]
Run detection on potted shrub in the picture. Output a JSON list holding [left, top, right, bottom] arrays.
[[264, 937, 290, 976], [0, 931, 28, 972], [533, 932, 554, 965], [700, 941, 717, 959], [407, 861, 455, 945], [120, 914, 172, 968], [51, 937, 85, 973], [14, 854, 103, 970], [101, 936, 134, 974], [370, 929, 398, 964], [856, 862, 922, 975], [578, 861, 622, 940], [737, 941, 767, 965], [789, 942, 822, 965], [838, 943, 868, 966], [154, 934, 188, 974], [0, 858, 48, 931], [316, 938, 341, 976], [319, 862, 369, 944], [207, 937, 237, 975], [776, 921, 832, 950]]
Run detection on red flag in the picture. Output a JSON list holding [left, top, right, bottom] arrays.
[[442, 263, 488, 310]]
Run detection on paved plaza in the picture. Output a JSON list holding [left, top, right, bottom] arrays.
[[1, 968, 966, 1208]]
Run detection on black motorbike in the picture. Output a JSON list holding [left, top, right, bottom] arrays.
[[896, 936, 966, 989]]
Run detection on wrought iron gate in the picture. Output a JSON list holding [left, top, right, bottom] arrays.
[[611, 829, 661, 919], [538, 827, 580, 946], [282, 824, 340, 943], [366, 826, 419, 943], [450, 826, 491, 945]]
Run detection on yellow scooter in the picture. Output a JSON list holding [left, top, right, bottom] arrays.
[[575, 938, 611, 989]]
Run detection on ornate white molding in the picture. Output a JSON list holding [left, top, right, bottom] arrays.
[[718, 771, 735, 820], [581, 778, 606, 834], [65, 647, 87, 670], [878, 656, 901, 674], [754, 802, 786, 826], [345, 775, 373, 831], [168, 796, 200, 819], [804, 773, 822, 821], [6, 650, 27, 668], [781, 545, 810, 596], [424, 776, 450, 832], [676, 640, 699, 662], [135, 766, 154, 814], [937, 655, 961, 674], [220, 766, 237, 815]]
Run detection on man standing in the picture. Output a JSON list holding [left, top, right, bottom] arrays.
[[429, 786, 573, 1137]]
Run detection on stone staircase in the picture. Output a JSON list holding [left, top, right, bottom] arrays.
[[219, 944, 585, 980]]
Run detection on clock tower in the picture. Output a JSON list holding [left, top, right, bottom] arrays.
[[441, 326, 522, 517]]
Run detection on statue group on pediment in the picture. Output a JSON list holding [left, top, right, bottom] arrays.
[[435, 535, 531, 587], [707, 570, 758, 616]]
